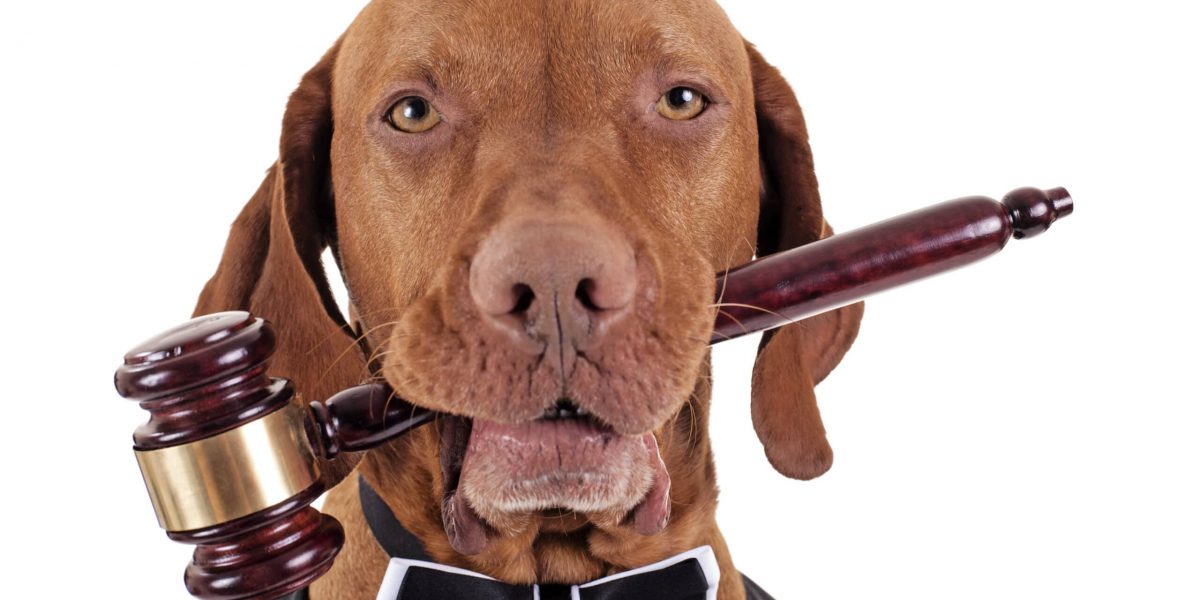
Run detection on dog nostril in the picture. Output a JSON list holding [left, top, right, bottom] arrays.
[[575, 279, 601, 312], [511, 284, 535, 314]]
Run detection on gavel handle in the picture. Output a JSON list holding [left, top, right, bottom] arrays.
[[308, 384, 436, 459], [303, 187, 1074, 450], [711, 186, 1073, 342]]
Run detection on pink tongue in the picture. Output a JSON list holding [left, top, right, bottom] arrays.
[[440, 416, 489, 556], [443, 490, 489, 556], [440, 427, 673, 553], [629, 433, 672, 536]]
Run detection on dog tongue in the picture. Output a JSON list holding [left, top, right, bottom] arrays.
[[443, 489, 490, 555], [629, 433, 672, 536], [439, 418, 673, 553], [439, 416, 489, 555]]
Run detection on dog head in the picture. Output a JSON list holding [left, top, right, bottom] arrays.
[[197, 0, 861, 582]]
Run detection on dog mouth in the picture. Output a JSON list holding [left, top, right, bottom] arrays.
[[438, 399, 672, 555]]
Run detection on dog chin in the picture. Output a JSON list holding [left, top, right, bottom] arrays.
[[438, 412, 672, 555]]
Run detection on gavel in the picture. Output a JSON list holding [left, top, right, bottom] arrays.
[[116, 187, 1072, 599]]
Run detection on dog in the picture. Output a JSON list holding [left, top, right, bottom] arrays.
[[195, 1, 863, 598]]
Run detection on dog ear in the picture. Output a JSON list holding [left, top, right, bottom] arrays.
[[195, 40, 368, 408], [745, 42, 865, 480]]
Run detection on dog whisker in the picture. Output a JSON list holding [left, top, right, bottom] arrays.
[[712, 308, 750, 337], [365, 335, 395, 370], [711, 302, 794, 329], [714, 245, 738, 309], [312, 319, 404, 385], [739, 235, 757, 261], [380, 386, 399, 424], [362, 337, 415, 385], [302, 305, 408, 357], [366, 349, 397, 364]]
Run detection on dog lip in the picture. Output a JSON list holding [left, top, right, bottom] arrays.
[[437, 401, 615, 497], [438, 414, 492, 555], [439, 414, 473, 492]]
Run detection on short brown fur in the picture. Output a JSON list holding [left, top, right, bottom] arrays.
[[195, 1, 862, 598]]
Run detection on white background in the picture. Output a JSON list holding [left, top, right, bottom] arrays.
[[2, 1, 1197, 598]]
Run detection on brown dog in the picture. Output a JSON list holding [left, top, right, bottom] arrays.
[[195, 1, 863, 598]]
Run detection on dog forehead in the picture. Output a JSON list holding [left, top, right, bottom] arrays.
[[334, 0, 748, 112]]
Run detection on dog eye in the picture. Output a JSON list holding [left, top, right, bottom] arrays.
[[386, 96, 441, 133], [655, 87, 707, 121]]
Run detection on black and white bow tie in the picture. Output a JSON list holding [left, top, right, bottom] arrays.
[[374, 545, 720, 600]]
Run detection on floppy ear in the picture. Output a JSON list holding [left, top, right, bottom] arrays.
[[195, 40, 368, 416], [746, 42, 865, 480]]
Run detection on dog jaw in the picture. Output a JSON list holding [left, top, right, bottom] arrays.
[[373, 225, 711, 556], [462, 418, 653, 515], [435, 404, 675, 555]]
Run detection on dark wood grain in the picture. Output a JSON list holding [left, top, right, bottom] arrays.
[[712, 187, 1072, 342], [308, 382, 435, 459], [183, 505, 342, 600], [116, 312, 287, 449], [116, 312, 345, 600], [170, 484, 342, 600]]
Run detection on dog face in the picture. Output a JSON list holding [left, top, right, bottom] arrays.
[[197, 0, 862, 587], [330, 0, 757, 548]]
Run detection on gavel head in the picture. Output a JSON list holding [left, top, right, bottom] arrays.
[[116, 312, 343, 600]]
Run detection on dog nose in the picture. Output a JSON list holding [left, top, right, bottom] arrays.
[[469, 219, 636, 348]]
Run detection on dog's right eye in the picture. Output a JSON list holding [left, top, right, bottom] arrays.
[[655, 86, 708, 121], [386, 96, 442, 133]]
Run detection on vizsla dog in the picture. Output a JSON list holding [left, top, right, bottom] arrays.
[[196, 0, 863, 598]]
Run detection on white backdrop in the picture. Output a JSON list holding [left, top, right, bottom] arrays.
[[2, 1, 1197, 598]]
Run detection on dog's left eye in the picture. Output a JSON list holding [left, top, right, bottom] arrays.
[[656, 87, 708, 121], [386, 96, 442, 133]]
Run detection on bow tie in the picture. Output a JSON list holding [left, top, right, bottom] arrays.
[[375, 545, 720, 600]]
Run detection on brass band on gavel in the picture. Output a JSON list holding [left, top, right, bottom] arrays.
[[135, 402, 321, 532]]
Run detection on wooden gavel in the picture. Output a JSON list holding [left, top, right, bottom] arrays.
[[115, 187, 1072, 599]]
